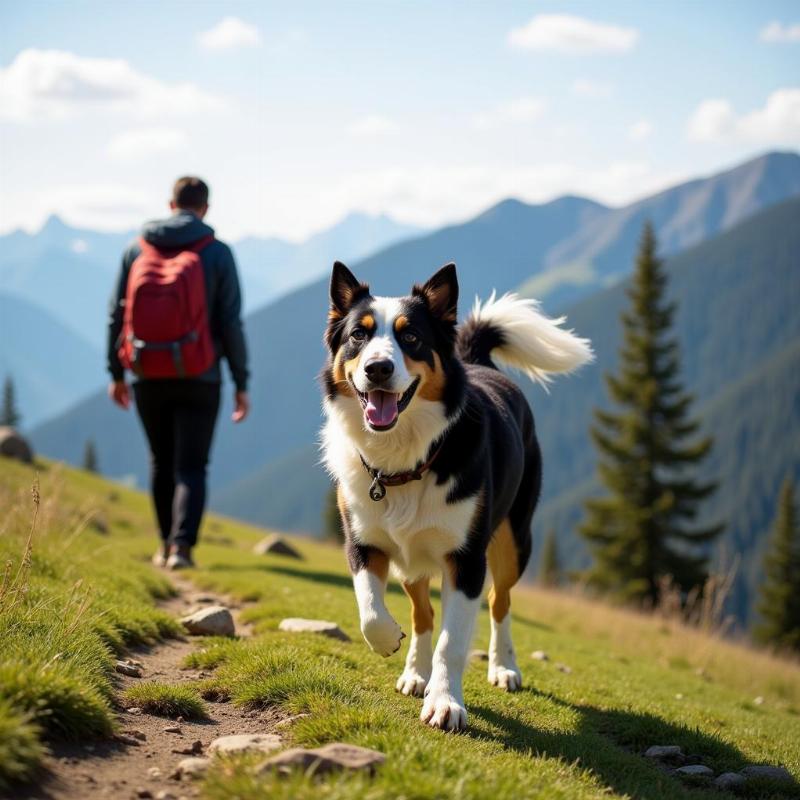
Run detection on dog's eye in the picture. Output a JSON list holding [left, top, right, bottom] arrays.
[[351, 328, 367, 341], [401, 331, 418, 345]]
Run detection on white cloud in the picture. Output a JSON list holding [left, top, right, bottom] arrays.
[[509, 14, 639, 54], [70, 238, 89, 254], [473, 97, 545, 130], [628, 120, 653, 142], [0, 49, 224, 122], [571, 78, 614, 98], [107, 127, 188, 160], [312, 160, 676, 234], [23, 184, 157, 231], [348, 114, 399, 136], [197, 17, 262, 51], [687, 88, 800, 145], [759, 21, 800, 43]]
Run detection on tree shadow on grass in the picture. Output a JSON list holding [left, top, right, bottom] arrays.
[[469, 694, 800, 800]]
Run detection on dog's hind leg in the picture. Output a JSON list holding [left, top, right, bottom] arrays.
[[487, 519, 522, 691], [396, 577, 433, 697]]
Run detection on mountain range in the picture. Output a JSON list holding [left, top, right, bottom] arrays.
[[24, 150, 800, 623]]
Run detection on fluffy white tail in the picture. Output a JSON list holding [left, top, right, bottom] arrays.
[[459, 292, 594, 387]]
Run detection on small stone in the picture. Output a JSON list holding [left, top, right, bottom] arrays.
[[531, 650, 549, 661], [753, 695, 764, 706], [127, 729, 147, 741], [253, 534, 303, 559], [741, 765, 793, 782], [180, 606, 235, 637], [127, 707, 143, 715], [676, 765, 713, 777], [278, 618, 350, 642], [714, 772, 747, 789], [257, 743, 385, 777], [0, 427, 34, 464], [163, 725, 182, 734], [556, 663, 572, 674], [155, 792, 176, 800], [470, 649, 489, 661], [645, 745, 683, 760], [176, 716, 184, 723], [176, 757, 210, 779], [116, 733, 141, 746], [208, 733, 281, 756], [116, 660, 143, 677], [135, 790, 153, 799], [171, 740, 202, 756], [275, 713, 311, 729], [147, 767, 162, 779]]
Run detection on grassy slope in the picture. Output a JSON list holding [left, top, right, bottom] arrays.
[[1, 458, 799, 799], [0, 458, 179, 788]]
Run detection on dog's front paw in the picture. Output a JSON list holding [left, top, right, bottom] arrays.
[[488, 665, 522, 692], [396, 668, 429, 697], [420, 686, 467, 732], [361, 614, 404, 657]]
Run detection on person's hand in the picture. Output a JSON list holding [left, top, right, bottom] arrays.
[[232, 391, 250, 423], [108, 381, 131, 410]]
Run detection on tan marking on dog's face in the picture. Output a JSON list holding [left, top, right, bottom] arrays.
[[487, 518, 520, 622], [366, 548, 390, 582], [403, 577, 434, 634], [332, 349, 357, 397], [403, 351, 446, 402], [394, 315, 409, 332], [359, 314, 376, 330]]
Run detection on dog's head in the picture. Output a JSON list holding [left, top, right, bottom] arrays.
[[323, 261, 460, 434]]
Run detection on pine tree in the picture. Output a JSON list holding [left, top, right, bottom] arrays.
[[323, 484, 344, 542], [539, 528, 561, 587], [0, 376, 21, 428], [754, 478, 800, 651], [580, 223, 722, 606], [83, 439, 99, 473]]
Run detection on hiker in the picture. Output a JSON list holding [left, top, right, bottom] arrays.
[[107, 176, 250, 570]]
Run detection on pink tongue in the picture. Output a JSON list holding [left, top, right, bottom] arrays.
[[365, 390, 399, 427]]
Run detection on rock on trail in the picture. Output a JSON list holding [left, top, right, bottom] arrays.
[[208, 733, 282, 756], [180, 605, 236, 637], [279, 618, 351, 641], [253, 534, 304, 559], [258, 743, 385, 777], [644, 745, 683, 760]]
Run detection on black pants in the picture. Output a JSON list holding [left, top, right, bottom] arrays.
[[133, 380, 221, 549]]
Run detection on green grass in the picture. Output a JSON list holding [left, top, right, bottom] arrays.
[[0, 459, 180, 788], [2, 457, 800, 799], [122, 681, 207, 719]]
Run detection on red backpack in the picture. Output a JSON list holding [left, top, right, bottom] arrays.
[[118, 236, 216, 379]]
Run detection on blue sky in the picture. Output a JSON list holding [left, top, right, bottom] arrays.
[[1, 1, 798, 240]]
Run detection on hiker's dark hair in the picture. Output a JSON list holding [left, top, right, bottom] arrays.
[[172, 176, 209, 211]]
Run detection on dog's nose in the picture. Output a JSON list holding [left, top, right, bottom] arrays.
[[364, 358, 394, 383]]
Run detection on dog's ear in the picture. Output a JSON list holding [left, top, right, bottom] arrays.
[[413, 262, 458, 322], [329, 261, 369, 320]]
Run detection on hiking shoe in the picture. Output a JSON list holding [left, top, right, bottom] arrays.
[[166, 545, 195, 570], [151, 545, 169, 568]]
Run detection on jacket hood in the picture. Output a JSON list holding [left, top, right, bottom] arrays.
[[141, 211, 214, 247]]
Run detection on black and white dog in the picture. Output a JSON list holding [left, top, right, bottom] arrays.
[[321, 262, 592, 731]]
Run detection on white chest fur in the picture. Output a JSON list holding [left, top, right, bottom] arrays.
[[321, 405, 476, 582]]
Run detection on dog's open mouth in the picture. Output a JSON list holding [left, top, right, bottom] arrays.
[[355, 377, 420, 431]]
